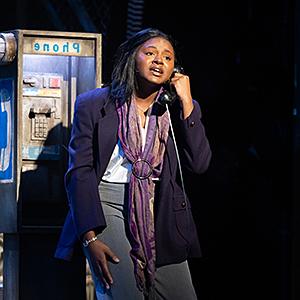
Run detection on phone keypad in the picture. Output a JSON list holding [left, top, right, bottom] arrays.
[[32, 115, 48, 140]]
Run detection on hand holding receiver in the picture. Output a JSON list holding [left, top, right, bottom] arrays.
[[157, 65, 184, 106], [170, 71, 194, 119], [158, 65, 194, 119]]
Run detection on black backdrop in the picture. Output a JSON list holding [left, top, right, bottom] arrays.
[[0, 0, 295, 299]]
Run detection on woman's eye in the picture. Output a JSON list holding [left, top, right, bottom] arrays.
[[145, 51, 154, 56], [163, 55, 172, 62]]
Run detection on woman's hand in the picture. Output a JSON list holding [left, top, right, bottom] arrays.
[[171, 73, 194, 119], [86, 238, 120, 289]]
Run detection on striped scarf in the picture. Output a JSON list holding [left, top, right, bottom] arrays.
[[116, 96, 170, 295]]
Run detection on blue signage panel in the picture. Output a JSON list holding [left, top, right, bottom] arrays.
[[0, 79, 14, 183]]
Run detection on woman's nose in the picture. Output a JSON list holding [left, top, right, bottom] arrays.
[[153, 54, 163, 64]]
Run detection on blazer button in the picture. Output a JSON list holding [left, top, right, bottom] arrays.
[[181, 201, 186, 208], [190, 121, 195, 127]]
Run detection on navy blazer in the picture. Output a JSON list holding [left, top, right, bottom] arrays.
[[55, 86, 211, 267]]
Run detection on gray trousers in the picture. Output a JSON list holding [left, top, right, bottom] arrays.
[[84, 181, 198, 300]]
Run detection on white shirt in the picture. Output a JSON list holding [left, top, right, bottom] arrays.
[[102, 106, 153, 183], [102, 139, 132, 183]]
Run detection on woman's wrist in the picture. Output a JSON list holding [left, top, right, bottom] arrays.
[[82, 230, 96, 241], [83, 236, 98, 248], [82, 230, 98, 247], [182, 101, 194, 119]]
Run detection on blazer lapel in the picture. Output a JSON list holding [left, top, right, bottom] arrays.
[[98, 98, 118, 177]]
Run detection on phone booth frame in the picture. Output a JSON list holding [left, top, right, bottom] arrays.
[[0, 29, 102, 300]]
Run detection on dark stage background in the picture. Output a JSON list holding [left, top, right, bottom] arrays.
[[0, 0, 298, 299]]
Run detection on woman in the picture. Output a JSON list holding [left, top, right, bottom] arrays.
[[55, 28, 212, 300]]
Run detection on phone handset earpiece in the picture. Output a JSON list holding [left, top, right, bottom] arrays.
[[173, 65, 184, 75], [157, 65, 184, 106]]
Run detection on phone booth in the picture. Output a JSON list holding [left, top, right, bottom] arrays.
[[0, 30, 102, 300]]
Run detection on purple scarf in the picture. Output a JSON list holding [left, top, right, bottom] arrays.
[[116, 96, 170, 294]]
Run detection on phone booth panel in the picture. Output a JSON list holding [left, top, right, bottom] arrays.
[[0, 30, 102, 300]]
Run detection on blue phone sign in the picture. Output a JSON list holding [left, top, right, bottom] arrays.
[[0, 79, 14, 183]]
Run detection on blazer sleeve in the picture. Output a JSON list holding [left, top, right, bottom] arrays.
[[172, 100, 212, 174], [65, 93, 106, 239]]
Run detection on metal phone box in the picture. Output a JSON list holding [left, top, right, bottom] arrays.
[[0, 30, 101, 300], [0, 30, 101, 231]]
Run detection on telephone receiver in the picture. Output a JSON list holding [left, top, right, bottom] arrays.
[[157, 65, 184, 106], [0, 88, 12, 172]]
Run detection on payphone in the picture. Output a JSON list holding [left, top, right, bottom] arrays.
[[0, 30, 102, 300]]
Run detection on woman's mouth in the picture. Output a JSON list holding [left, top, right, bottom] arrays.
[[150, 67, 163, 76]]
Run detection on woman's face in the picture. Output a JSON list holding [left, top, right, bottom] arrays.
[[135, 37, 175, 87]]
